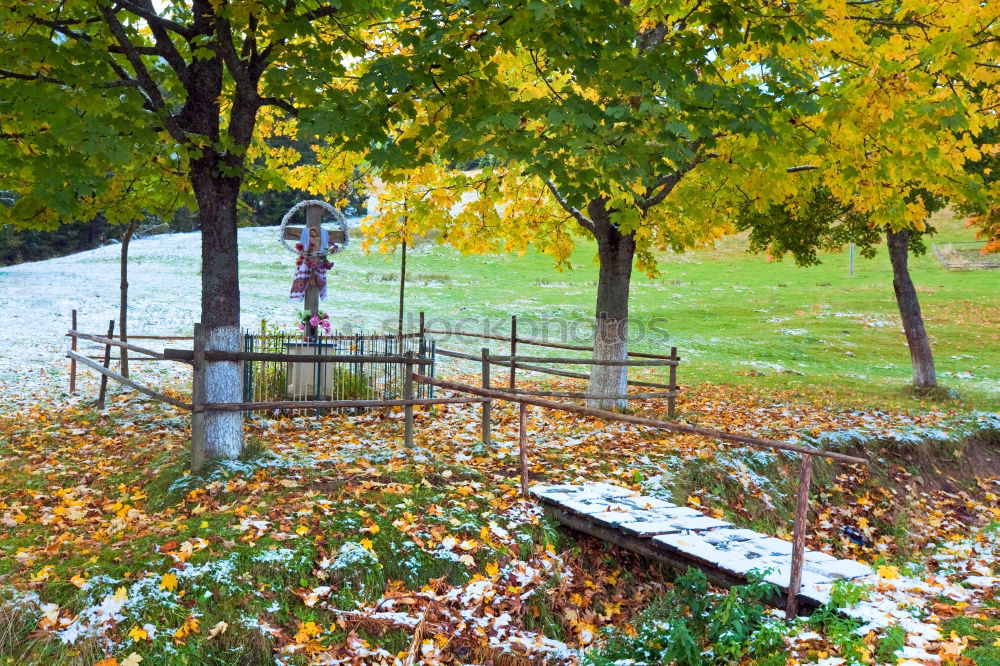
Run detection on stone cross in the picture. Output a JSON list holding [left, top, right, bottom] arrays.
[[284, 204, 347, 338]]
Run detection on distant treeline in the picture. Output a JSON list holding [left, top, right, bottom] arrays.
[[0, 185, 367, 267]]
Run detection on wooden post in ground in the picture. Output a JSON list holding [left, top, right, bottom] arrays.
[[398, 241, 407, 343], [190, 323, 207, 473], [786, 454, 814, 618], [668, 346, 678, 419], [481, 347, 492, 446], [419, 311, 425, 339], [509, 315, 517, 391], [403, 351, 415, 447], [69, 309, 78, 394], [97, 320, 115, 410], [518, 401, 529, 498]]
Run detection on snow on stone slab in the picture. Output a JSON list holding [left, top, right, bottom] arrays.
[[615, 519, 690, 537], [701, 527, 760, 544], [811, 558, 873, 580], [762, 564, 832, 591], [589, 509, 665, 526], [800, 581, 835, 607], [747, 535, 794, 556], [616, 495, 677, 510], [532, 482, 637, 500]]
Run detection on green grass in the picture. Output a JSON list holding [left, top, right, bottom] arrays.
[[235, 211, 999, 411], [943, 602, 1000, 666]]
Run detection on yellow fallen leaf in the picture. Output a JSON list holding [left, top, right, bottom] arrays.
[[128, 625, 149, 642], [486, 561, 499, 578], [877, 565, 899, 580], [160, 572, 178, 592], [687, 495, 701, 506], [113, 586, 129, 602], [360, 538, 374, 551]]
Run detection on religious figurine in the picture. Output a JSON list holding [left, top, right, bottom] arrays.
[[289, 225, 342, 303]]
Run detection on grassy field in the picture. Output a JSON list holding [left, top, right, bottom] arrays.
[[235, 211, 999, 411]]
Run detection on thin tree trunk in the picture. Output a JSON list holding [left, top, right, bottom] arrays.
[[886, 227, 936, 389], [587, 199, 636, 410], [119, 220, 136, 378]]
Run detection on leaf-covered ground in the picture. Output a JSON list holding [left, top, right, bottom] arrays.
[[1, 377, 998, 665]]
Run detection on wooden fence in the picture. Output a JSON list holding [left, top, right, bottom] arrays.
[[418, 311, 681, 417], [66, 311, 867, 616], [66, 316, 486, 450]]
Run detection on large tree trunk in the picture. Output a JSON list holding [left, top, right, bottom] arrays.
[[191, 155, 244, 464], [119, 220, 135, 378], [886, 228, 936, 389], [587, 200, 636, 410]]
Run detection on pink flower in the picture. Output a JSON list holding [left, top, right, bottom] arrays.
[[296, 322, 305, 330], [309, 315, 320, 327]]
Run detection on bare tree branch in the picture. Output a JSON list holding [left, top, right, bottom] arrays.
[[130, 0, 189, 83], [0, 69, 66, 85], [259, 97, 298, 117], [112, 0, 194, 38], [544, 180, 596, 235], [98, 3, 186, 143]]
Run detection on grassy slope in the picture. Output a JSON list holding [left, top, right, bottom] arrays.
[[233, 212, 1000, 411]]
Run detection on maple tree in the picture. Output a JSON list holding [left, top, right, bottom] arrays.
[[724, 0, 999, 390], [736, 188, 947, 389], [0, 1, 385, 466], [349, 0, 831, 408], [348, 0, 998, 407]]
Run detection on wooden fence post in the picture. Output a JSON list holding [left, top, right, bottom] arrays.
[[190, 323, 207, 473], [519, 401, 529, 498], [404, 350, 415, 447], [97, 320, 115, 410], [69, 309, 78, 394], [668, 346, 678, 419], [786, 453, 813, 618], [481, 347, 491, 446], [509, 315, 517, 391], [419, 311, 425, 339]]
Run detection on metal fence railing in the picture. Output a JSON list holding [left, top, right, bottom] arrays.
[[242, 331, 435, 406]]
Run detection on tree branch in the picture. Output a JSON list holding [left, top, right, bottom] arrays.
[[98, 3, 186, 143], [258, 97, 298, 117], [544, 180, 596, 235], [0, 69, 66, 85], [112, 0, 194, 38], [215, 16, 251, 89], [129, 0, 189, 83]]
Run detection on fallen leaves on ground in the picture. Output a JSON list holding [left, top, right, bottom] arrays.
[[0, 376, 997, 664]]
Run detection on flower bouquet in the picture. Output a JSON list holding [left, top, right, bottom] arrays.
[[297, 311, 333, 336]]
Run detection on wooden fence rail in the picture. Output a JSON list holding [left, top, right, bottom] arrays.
[[196, 397, 489, 413], [68, 329, 170, 360], [491, 354, 679, 367], [435, 346, 679, 416], [435, 348, 674, 388], [67, 350, 193, 411], [423, 325, 676, 360]]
